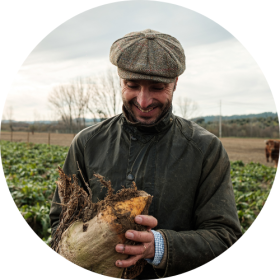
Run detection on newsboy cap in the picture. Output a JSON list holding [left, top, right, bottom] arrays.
[[110, 29, 185, 83]]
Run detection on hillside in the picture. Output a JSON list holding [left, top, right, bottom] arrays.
[[192, 112, 278, 123]]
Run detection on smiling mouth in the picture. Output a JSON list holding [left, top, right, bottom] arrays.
[[135, 104, 157, 113]]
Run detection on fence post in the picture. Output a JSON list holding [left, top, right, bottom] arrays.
[[11, 130, 13, 142], [27, 131, 29, 143], [48, 132, 50, 145]]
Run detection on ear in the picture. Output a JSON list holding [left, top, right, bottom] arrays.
[[120, 78, 126, 87], [173, 77, 179, 92]]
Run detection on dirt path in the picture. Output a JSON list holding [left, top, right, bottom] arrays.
[[220, 138, 275, 167], [0, 131, 75, 146]]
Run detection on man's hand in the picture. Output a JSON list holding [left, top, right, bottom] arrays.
[[115, 215, 158, 268]]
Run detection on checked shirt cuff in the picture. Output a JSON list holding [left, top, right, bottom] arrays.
[[144, 230, 164, 266]]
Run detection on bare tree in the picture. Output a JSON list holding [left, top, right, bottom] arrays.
[[29, 109, 41, 134], [3, 106, 13, 121], [87, 68, 122, 120], [175, 97, 199, 120], [48, 84, 73, 132], [3, 106, 14, 131], [48, 68, 122, 132], [71, 78, 91, 130], [48, 77, 96, 132]]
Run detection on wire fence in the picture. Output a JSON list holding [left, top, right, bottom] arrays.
[[0, 131, 76, 147]]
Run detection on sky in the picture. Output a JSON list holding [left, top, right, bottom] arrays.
[[2, 0, 277, 121]]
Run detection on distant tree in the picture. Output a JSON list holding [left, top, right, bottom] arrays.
[[175, 97, 199, 119], [71, 78, 91, 130], [3, 106, 14, 132], [195, 118, 205, 124], [48, 78, 91, 133], [29, 125, 36, 135], [86, 67, 122, 120], [48, 68, 122, 132]]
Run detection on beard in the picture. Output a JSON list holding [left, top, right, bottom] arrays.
[[123, 97, 172, 125]]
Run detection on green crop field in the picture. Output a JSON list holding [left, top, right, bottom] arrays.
[[1, 141, 68, 245], [0, 140, 277, 245]]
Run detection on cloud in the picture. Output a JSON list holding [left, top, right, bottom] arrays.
[[5, 57, 111, 120], [5, 1, 276, 121], [174, 39, 276, 117], [24, 1, 232, 65]]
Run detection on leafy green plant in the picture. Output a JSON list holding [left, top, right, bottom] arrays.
[[1, 140, 68, 244], [0, 140, 277, 244], [231, 161, 276, 233]]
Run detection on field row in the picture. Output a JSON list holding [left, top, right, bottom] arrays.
[[1, 140, 277, 245]]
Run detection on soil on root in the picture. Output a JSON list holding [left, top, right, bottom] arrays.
[[51, 167, 152, 279]]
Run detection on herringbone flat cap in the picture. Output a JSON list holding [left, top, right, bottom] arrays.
[[110, 29, 185, 83]]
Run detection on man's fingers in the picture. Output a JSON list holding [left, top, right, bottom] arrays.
[[115, 255, 142, 268], [114, 215, 157, 268], [115, 244, 146, 255], [135, 215, 158, 228], [125, 230, 153, 243]]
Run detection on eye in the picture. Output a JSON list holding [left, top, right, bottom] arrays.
[[127, 83, 138, 89], [152, 87, 164, 91], [151, 83, 165, 91]]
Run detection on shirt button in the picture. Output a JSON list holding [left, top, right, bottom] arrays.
[[131, 136, 137, 141], [127, 173, 134, 181]]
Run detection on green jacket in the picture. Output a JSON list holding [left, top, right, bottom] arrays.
[[49, 107, 242, 278]]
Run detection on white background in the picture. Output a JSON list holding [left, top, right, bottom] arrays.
[[0, 0, 279, 279]]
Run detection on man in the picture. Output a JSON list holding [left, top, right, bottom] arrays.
[[50, 29, 242, 278]]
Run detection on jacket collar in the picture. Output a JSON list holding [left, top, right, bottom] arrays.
[[122, 105, 174, 142]]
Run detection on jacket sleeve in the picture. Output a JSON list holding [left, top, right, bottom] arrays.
[[49, 134, 88, 236], [154, 137, 242, 277]]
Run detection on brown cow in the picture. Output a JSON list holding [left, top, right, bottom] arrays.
[[265, 139, 280, 167], [265, 139, 274, 162]]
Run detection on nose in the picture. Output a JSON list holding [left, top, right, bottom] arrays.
[[137, 86, 152, 109]]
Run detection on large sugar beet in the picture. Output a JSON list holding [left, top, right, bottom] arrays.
[[59, 191, 152, 278], [51, 167, 152, 279]]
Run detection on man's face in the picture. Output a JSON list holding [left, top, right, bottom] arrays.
[[121, 78, 178, 125]]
